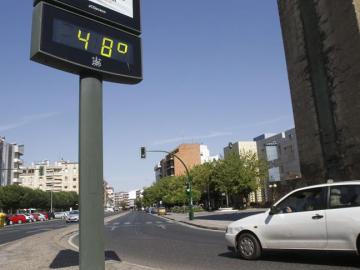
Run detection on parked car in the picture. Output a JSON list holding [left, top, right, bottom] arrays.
[[23, 214, 35, 222], [7, 214, 27, 225], [54, 212, 66, 219], [32, 213, 46, 222], [38, 211, 49, 220], [148, 207, 157, 214], [225, 181, 360, 260], [158, 207, 167, 216], [66, 210, 79, 223], [104, 207, 114, 213]]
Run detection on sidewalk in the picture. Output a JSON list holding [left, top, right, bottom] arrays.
[[0, 212, 160, 270], [162, 208, 267, 231]]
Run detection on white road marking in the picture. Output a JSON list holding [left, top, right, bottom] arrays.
[[111, 226, 117, 231], [156, 221, 162, 224], [124, 222, 131, 225], [113, 222, 120, 225], [146, 221, 152, 224]]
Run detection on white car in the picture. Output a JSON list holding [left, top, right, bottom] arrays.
[[225, 181, 360, 259], [54, 212, 66, 219], [66, 210, 79, 223]]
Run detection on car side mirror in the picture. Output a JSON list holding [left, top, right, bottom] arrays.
[[269, 206, 280, 215]]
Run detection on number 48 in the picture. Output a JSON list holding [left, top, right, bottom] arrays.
[[78, 30, 128, 58]]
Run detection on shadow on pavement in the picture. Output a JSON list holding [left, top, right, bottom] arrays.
[[219, 250, 360, 267], [195, 211, 264, 221], [49, 249, 121, 268]]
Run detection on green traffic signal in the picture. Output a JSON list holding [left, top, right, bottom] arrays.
[[140, 147, 146, 159]]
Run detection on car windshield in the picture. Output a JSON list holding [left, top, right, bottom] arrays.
[[69, 211, 79, 215]]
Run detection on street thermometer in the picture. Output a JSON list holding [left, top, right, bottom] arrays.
[[30, 1, 142, 270]]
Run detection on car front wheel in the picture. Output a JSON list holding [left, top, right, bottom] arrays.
[[237, 232, 262, 260]]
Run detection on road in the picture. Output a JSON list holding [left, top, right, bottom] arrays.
[[72, 211, 360, 270], [0, 219, 69, 245]]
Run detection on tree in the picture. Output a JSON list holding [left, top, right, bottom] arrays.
[[134, 198, 143, 210], [191, 161, 218, 210], [120, 201, 127, 210], [214, 152, 267, 208], [142, 176, 201, 208]]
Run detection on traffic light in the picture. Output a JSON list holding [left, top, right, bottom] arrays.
[[140, 147, 146, 159], [185, 183, 191, 194]]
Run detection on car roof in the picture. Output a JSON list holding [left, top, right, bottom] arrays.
[[292, 180, 360, 192]]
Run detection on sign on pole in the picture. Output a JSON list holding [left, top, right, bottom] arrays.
[[30, 1, 142, 269], [31, 1, 142, 84]]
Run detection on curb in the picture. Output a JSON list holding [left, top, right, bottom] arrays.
[[157, 214, 226, 232], [2, 218, 59, 228]]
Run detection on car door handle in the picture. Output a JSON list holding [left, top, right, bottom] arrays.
[[312, 214, 324, 220]]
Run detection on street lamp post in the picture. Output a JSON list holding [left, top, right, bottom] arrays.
[[140, 147, 194, 220], [268, 183, 278, 203]]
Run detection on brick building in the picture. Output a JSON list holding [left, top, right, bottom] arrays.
[[154, 144, 218, 180]]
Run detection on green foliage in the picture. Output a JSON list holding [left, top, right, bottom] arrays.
[[134, 198, 143, 209], [214, 152, 267, 203], [120, 201, 127, 210], [142, 176, 201, 208], [142, 151, 267, 209], [0, 185, 78, 213]]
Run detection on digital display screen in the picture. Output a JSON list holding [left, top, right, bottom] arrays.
[[31, 2, 142, 84], [52, 19, 134, 65]]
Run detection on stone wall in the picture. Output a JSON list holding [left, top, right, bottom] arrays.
[[278, 0, 360, 184]]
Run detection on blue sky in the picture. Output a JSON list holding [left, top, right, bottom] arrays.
[[0, 1, 294, 192]]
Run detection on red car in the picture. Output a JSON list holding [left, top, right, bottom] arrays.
[[39, 211, 49, 220], [7, 214, 27, 225], [32, 213, 46, 221]]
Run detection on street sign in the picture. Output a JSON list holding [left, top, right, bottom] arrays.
[[31, 2, 142, 84], [34, 0, 141, 34]]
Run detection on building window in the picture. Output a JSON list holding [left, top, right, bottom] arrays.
[[268, 167, 280, 182], [64, 186, 68, 189], [265, 144, 278, 161], [73, 185, 76, 189], [73, 178, 77, 181]]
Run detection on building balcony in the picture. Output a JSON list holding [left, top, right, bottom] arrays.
[[12, 178, 22, 184], [12, 168, 23, 174], [13, 158, 23, 165]]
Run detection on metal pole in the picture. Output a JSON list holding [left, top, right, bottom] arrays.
[[146, 150, 194, 220], [50, 189, 53, 213], [79, 75, 104, 270]]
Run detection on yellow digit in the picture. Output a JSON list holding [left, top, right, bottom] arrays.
[[77, 30, 90, 50], [117, 42, 128, 54], [101, 38, 113, 58]]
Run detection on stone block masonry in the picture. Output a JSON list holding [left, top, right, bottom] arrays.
[[278, 0, 360, 184]]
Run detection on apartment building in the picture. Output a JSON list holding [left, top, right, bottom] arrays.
[[104, 183, 115, 207], [20, 160, 79, 193], [154, 144, 218, 180], [254, 128, 302, 201], [0, 137, 24, 186], [223, 141, 258, 158], [114, 191, 130, 209]]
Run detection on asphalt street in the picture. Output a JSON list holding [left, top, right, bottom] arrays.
[[72, 211, 360, 270], [0, 219, 69, 245]]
